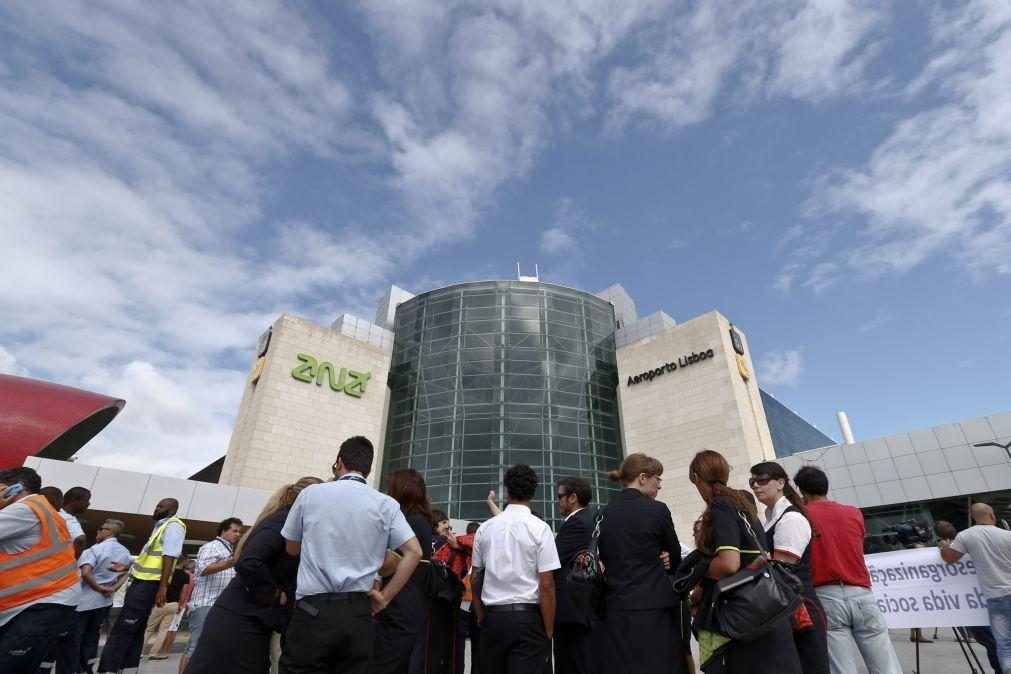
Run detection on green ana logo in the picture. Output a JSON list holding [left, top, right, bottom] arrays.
[[291, 354, 371, 398]]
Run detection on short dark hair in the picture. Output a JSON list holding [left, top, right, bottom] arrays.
[[505, 464, 538, 502], [337, 436, 374, 476], [0, 467, 42, 494], [794, 466, 829, 496], [217, 517, 243, 536], [431, 509, 449, 526], [39, 486, 63, 509], [466, 522, 479, 535], [557, 476, 592, 507], [64, 487, 91, 504]]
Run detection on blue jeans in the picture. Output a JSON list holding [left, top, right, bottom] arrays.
[[185, 605, 211, 657], [815, 584, 902, 674], [986, 594, 1011, 674]]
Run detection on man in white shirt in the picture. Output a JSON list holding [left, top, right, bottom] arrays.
[[472, 464, 561, 674], [60, 486, 91, 559], [940, 502, 1011, 673], [0, 467, 82, 674]]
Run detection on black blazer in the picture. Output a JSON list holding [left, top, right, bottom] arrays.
[[554, 506, 595, 626], [597, 488, 680, 611], [214, 508, 297, 632]]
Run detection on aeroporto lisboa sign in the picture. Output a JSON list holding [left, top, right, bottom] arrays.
[[291, 353, 371, 398], [626, 347, 715, 387]]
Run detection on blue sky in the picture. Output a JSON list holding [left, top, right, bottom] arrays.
[[1, 1, 1009, 476]]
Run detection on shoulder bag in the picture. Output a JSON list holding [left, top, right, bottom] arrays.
[[565, 510, 606, 622], [707, 511, 803, 642]]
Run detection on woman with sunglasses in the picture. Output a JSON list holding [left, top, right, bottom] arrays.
[[749, 461, 828, 674], [597, 453, 687, 674], [689, 450, 801, 674]]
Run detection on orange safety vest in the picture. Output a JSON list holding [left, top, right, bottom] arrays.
[[462, 571, 473, 603], [0, 494, 79, 610]]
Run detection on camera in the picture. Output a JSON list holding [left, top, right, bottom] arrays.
[[881, 519, 931, 548]]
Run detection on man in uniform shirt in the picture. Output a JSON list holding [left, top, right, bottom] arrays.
[[73, 519, 132, 674], [941, 502, 1011, 673], [0, 467, 81, 674], [98, 497, 186, 674], [178, 517, 242, 674], [61, 486, 92, 559], [280, 435, 422, 674], [471, 464, 560, 674], [553, 476, 594, 674]]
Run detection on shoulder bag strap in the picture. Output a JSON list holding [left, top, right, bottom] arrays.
[[588, 510, 603, 556], [736, 510, 772, 562]]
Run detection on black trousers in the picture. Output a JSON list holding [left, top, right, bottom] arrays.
[[369, 580, 428, 674], [454, 608, 468, 674], [97, 579, 159, 673], [76, 606, 110, 674], [467, 611, 482, 674], [479, 610, 551, 674], [601, 608, 685, 674], [280, 594, 374, 674], [47, 608, 80, 674], [0, 603, 76, 674], [553, 622, 593, 674], [188, 604, 274, 674], [794, 594, 829, 674]]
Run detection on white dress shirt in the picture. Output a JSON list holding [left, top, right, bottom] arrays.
[[763, 495, 812, 560], [471, 504, 560, 606]]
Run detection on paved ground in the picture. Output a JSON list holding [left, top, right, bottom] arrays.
[[134, 629, 993, 674]]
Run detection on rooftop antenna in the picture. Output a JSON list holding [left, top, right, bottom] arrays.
[[516, 262, 540, 282]]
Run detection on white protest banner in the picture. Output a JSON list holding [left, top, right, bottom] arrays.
[[865, 547, 989, 628]]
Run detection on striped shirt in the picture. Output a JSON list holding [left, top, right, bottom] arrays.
[[188, 537, 235, 608]]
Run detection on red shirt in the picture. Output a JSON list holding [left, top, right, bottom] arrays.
[[432, 533, 474, 578], [806, 500, 871, 588]]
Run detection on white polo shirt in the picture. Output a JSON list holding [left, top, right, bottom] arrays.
[[471, 504, 560, 606], [763, 495, 812, 560]]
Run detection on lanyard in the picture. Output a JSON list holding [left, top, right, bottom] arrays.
[[338, 474, 367, 484]]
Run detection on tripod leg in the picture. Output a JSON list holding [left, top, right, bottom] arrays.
[[952, 628, 981, 674]]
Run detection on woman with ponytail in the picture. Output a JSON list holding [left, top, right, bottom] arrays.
[[689, 450, 801, 674], [187, 476, 323, 674], [750, 461, 828, 674], [597, 453, 687, 674]]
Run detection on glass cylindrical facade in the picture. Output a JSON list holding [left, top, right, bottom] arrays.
[[381, 281, 624, 526]]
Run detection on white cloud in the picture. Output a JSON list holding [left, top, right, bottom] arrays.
[[541, 228, 578, 254], [0, 2, 385, 475], [607, 0, 883, 132], [0, 346, 28, 376], [787, 0, 1011, 286], [758, 348, 805, 387]]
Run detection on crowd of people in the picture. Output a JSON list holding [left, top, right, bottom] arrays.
[[2, 436, 1010, 674]]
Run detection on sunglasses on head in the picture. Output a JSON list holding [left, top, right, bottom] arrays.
[[748, 475, 774, 487]]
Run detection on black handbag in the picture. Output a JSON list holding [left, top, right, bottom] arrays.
[[566, 510, 606, 622], [708, 511, 803, 642]]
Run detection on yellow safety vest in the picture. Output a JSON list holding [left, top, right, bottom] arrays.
[[131, 516, 186, 581]]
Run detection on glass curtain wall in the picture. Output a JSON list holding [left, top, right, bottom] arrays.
[[382, 281, 624, 527]]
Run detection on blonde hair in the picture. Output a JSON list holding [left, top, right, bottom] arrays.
[[234, 476, 322, 558], [608, 453, 664, 485]]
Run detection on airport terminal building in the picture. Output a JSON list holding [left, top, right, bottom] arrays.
[[219, 276, 831, 531]]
